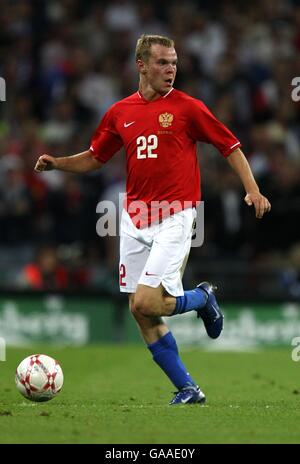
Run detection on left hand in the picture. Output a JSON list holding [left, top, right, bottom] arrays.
[[244, 192, 271, 219]]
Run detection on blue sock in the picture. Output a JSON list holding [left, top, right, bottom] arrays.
[[172, 288, 208, 315], [147, 331, 196, 389]]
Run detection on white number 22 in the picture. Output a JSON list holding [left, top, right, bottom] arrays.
[[136, 135, 158, 159]]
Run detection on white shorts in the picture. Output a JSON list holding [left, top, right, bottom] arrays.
[[119, 208, 196, 296]]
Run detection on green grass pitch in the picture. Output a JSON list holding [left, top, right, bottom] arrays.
[[0, 345, 300, 444]]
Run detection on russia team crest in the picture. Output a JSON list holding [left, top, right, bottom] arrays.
[[159, 112, 174, 128]]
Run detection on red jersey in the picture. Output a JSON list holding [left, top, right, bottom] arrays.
[[90, 88, 241, 227]]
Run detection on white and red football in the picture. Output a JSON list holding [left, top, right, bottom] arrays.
[[15, 354, 64, 402]]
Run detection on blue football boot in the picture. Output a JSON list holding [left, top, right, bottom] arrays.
[[196, 282, 224, 339], [170, 385, 206, 405]]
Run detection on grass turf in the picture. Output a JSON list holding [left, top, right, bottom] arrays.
[[0, 345, 300, 444]]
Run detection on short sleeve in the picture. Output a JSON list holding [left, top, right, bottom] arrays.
[[188, 99, 241, 157], [90, 106, 123, 163]]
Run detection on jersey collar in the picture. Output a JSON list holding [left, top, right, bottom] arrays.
[[137, 87, 174, 102]]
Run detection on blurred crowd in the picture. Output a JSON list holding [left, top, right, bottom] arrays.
[[0, 0, 300, 296]]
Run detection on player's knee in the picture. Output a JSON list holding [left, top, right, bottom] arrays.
[[132, 296, 157, 317]]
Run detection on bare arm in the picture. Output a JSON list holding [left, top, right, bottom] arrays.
[[34, 150, 102, 173], [226, 148, 271, 219]]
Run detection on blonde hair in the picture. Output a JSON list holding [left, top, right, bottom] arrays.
[[135, 34, 175, 62]]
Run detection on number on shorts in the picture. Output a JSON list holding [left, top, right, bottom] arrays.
[[120, 264, 126, 286]]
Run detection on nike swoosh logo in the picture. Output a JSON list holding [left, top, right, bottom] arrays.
[[124, 121, 135, 128], [145, 271, 157, 276], [211, 304, 221, 320], [181, 397, 191, 404]]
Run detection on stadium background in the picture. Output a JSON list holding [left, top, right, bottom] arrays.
[[0, 0, 300, 348], [1, 0, 300, 446]]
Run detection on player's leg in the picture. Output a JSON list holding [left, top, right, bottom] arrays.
[[128, 292, 168, 344], [134, 282, 223, 340], [119, 208, 204, 404], [132, 283, 176, 317], [120, 208, 207, 403], [129, 293, 205, 404], [132, 209, 223, 339]]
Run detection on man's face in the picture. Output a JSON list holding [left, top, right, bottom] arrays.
[[140, 44, 177, 94]]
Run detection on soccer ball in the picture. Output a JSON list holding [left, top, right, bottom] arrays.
[[15, 354, 64, 402]]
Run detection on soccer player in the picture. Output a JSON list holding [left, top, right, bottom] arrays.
[[35, 35, 271, 405]]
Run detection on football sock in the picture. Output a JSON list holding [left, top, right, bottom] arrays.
[[172, 288, 208, 315], [147, 331, 196, 389]]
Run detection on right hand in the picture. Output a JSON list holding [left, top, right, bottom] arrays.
[[34, 154, 57, 172]]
